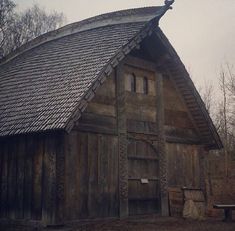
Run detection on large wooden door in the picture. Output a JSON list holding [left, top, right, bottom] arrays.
[[127, 138, 160, 215]]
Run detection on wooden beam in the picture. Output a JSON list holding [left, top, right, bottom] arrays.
[[166, 136, 200, 145], [116, 63, 128, 218], [124, 55, 156, 72]]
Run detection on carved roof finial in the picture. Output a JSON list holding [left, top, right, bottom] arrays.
[[164, 0, 175, 9], [155, 0, 175, 23]]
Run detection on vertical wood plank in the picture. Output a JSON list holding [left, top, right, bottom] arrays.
[[65, 130, 78, 220], [116, 63, 128, 217], [0, 140, 8, 218], [107, 136, 119, 216], [24, 135, 33, 220], [87, 133, 98, 218], [78, 132, 88, 218], [42, 134, 56, 225], [8, 137, 17, 219], [32, 135, 43, 220], [156, 72, 169, 216], [16, 136, 25, 219], [0, 140, 3, 217], [55, 132, 65, 224], [199, 147, 207, 194], [98, 134, 110, 216]]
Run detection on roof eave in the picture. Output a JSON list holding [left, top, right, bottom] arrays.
[[153, 27, 223, 150]]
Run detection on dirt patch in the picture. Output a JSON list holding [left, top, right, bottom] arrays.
[[1, 216, 235, 231], [89, 216, 235, 231]]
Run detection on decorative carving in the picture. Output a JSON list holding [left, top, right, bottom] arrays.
[[116, 63, 128, 217], [127, 134, 159, 157], [156, 0, 175, 24], [119, 134, 128, 201], [158, 137, 168, 197], [155, 72, 169, 216], [164, 0, 175, 7]]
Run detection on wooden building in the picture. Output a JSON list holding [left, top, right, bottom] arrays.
[[0, 2, 222, 227]]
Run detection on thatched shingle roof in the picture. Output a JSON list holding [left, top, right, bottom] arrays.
[[0, 7, 162, 136], [0, 5, 222, 149]]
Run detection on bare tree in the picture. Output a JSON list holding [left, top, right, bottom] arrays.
[[0, 0, 66, 56], [198, 80, 214, 116], [0, 0, 15, 51], [213, 64, 235, 174], [199, 63, 235, 176]]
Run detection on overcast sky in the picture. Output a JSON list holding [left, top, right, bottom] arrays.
[[16, 0, 235, 88]]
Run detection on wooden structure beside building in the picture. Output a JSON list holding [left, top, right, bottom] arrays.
[[0, 2, 222, 227]]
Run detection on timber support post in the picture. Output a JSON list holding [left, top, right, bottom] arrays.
[[116, 63, 129, 218], [156, 72, 169, 216]]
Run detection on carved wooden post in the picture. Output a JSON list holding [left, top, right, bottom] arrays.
[[116, 63, 128, 218], [156, 72, 169, 216]]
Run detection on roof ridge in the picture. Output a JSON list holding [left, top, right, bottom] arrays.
[[0, 6, 161, 66]]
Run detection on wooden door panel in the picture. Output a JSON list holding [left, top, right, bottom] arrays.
[[127, 139, 160, 215], [128, 159, 159, 179], [128, 180, 159, 199], [129, 199, 160, 215]]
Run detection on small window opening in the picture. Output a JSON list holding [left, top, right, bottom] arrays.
[[131, 73, 136, 92], [143, 77, 148, 94]]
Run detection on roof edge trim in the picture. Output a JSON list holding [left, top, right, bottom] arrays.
[[153, 27, 223, 150]]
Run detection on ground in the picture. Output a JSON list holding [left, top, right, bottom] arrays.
[[1, 215, 235, 231]]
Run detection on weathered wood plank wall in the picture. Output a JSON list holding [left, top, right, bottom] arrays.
[[64, 71, 119, 220], [163, 75, 199, 143], [0, 55, 205, 224], [124, 63, 157, 135], [123, 59, 162, 215], [166, 143, 201, 188], [64, 131, 119, 220], [127, 139, 160, 215], [163, 74, 201, 189], [0, 132, 65, 225], [76, 72, 117, 135]]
